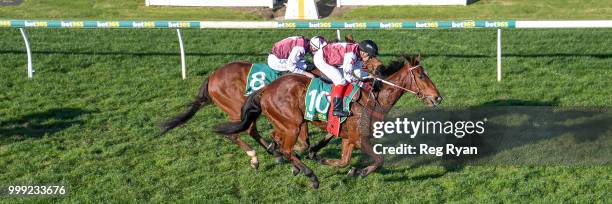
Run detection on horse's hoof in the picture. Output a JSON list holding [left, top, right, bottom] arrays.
[[307, 152, 319, 160], [311, 181, 319, 189], [293, 145, 308, 154], [292, 166, 300, 176], [250, 161, 259, 170], [347, 167, 358, 177], [266, 143, 276, 154], [274, 156, 285, 164]]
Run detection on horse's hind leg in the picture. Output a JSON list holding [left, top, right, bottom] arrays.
[[278, 127, 319, 189], [247, 124, 272, 153], [225, 134, 259, 169], [249, 125, 284, 163], [293, 123, 310, 153], [283, 147, 320, 189]]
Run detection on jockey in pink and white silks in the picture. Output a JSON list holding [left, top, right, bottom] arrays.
[[313, 39, 379, 117], [267, 36, 317, 78]]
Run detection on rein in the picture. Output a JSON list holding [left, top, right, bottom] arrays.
[[357, 64, 424, 121], [373, 77, 414, 94], [369, 65, 424, 98]]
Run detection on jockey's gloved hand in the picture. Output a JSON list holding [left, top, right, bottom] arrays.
[[344, 70, 357, 83], [305, 62, 316, 72], [359, 75, 374, 82], [352, 69, 371, 81]]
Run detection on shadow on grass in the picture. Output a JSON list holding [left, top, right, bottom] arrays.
[[379, 99, 610, 178], [479, 98, 559, 106], [0, 108, 93, 139], [319, 99, 610, 182]]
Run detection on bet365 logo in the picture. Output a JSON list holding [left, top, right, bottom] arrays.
[[416, 22, 439, 28], [485, 21, 509, 28], [451, 21, 476, 28]]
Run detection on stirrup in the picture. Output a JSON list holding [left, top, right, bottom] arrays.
[[333, 110, 350, 117]]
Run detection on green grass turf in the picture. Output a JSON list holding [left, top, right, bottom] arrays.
[[0, 0, 611, 21], [334, 0, 612, 20], [0, 28, 610, 202]]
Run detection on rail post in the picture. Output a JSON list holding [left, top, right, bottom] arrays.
[[176, 29, 186, 80], [497, 28, 502, 81], [19, 28, 34, 79]]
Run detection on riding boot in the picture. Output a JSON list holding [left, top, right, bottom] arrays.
[[331, 84, 350, 117]]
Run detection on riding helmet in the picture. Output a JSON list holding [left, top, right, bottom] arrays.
[[359, 40, 379, 57], [310, 36, 327, 51]]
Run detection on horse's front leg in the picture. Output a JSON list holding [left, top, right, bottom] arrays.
[[319, 138, 353, 168], [347, 135, 383, 177], [306, 133, 335, 161]]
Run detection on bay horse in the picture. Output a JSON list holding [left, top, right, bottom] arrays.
[[160, 61, 277, 169], [214, 55, 443, 188], [159, 53, 385, 169]]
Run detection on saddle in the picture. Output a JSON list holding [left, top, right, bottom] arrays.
[[304, 78, 361, 136], [244, 63, 282, 96]]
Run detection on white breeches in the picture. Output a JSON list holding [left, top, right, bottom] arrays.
[[267, 54, 307, 74], [313, 51, 345, 85], [313, 51, 365, 85]]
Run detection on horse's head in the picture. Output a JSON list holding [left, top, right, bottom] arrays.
[[404, 55, 443, 107], [383, 55, 442, 107], [362, 55, 385, 77]]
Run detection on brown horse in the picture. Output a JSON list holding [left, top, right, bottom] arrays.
[[159, 52, 384, 169], [214, 55, 443, 188], [160, 61, 278, 169]]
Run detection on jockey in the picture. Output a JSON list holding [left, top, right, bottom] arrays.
[[313, 39, 379, 117], [309, 35, 327, 54], [267, 36, 316, 78]]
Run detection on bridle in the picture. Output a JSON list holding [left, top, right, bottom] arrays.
[[357, 63, 430, 137], [357, 64, 427, 121], [369, 64, 425, 99]]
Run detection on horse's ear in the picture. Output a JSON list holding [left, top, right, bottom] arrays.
[[407, 55, 416, 66], [415, 54, 421, 64], [399, 52, 406, 59], [397, 52, 407, 64], [345, 34, 355, 43]]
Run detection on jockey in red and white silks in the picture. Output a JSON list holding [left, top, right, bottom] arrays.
[[313, 39, 379, 117], [268, 36, 316, 78]]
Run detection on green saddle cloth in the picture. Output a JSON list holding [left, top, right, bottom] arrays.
[[304, 78, 359, 123], [244, 63, 282, 96]]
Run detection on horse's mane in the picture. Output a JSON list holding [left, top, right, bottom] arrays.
[[380, 54, 411, 78], [372, 54, 416, 92]]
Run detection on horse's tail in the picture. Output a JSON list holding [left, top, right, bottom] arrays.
[[213, 89, 263, 135], [160, 78, 211, 135]]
